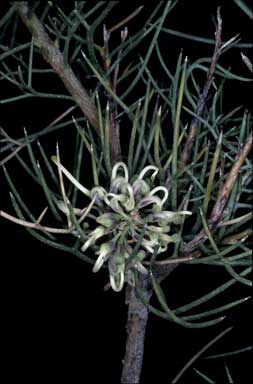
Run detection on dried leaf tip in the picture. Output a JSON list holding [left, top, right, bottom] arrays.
[[56, 142, 60, 156], [121, 27, 128, 40], [241, 52, 253, 72], [103, 24, 110, 41], [2, 165, 7, 173], [81, 50, 87, 60], [217, 6, 222, 23], [218, 131, 223, 145]]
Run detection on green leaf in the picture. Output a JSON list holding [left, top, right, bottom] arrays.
[[150, 273, 225, 328], [233, 0, 253, 18]]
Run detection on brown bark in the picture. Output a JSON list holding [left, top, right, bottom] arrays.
[[121, 277, 152, 384], [179, 8, 222, 168]]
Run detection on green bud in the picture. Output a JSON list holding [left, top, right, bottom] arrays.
[[160, 233, 180, 244], [92, 242, 112, 273], [96, 212, 121, 228], [136, 250, 146, 261], [125, 270, 135, 287], [147, 225, 171, 233], [150, 211, 191, 226], [170, 233, 181, 243], [56, 200, 70, 216], [158, 218, 170, 226], [113, 254, 125, 266], [81, 226, 106, 252]]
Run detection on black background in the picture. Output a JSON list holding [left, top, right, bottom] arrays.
[[0, 1, 252, 383]]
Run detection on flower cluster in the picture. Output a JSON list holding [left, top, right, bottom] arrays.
[[53, 159, 191, 291]]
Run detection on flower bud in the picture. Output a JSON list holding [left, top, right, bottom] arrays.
[[125, 270, 135, 286], [111, 162, 129, 183], [132, 179, 150, 198], [56, 200, 70, 215], [110, 177, 128, 193], [96, 212, 121, 228], [149, 211, 192, 225], [160, 233, 181, 244], [147, 225, 171, 233], [135, 250, 146, 261], [90, 186, 107, 206], [138, 165, 158, 181], [113, 255, 125, 266], [110, 270, 124, 292], [92, 242, 112, 273], [81, 226, 106, 252], [138, 195, 162, 210]]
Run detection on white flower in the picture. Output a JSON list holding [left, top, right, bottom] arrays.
[[81, 226, 106, 252], [52, 158, 192, 292], [93, 243, 112, 273]]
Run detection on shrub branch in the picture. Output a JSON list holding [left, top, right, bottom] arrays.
[[121, 276, 152, 384], [183, 132, 252, 254], [179, 7, 222, 167], [14, 1, 98, 131]]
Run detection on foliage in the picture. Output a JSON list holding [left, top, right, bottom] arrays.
[[0, 1, 252, 382]]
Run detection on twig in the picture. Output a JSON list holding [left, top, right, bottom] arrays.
[[108, 101, 122, 165], [179, 7, 223, 168], [143, 255, 194, 265], [14, 2, 98, 131], [108, 6, 144, 33], [0, 127, 22, 146], [171, 327, 232, 383], [221, 229, 252, 244], [0, 195, 96, 234], [209, 132, 252, 226], [112, 27, 128, 93], [183, 132, 252, 254], [0, 209, 71, 233], [0, 146, 23, 166], [121, 276, 152, 384], [218, 212, 252, 227], [0, 105, 77, 166], [154, 132, 251, 279], [101, 25, 123, 165]]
